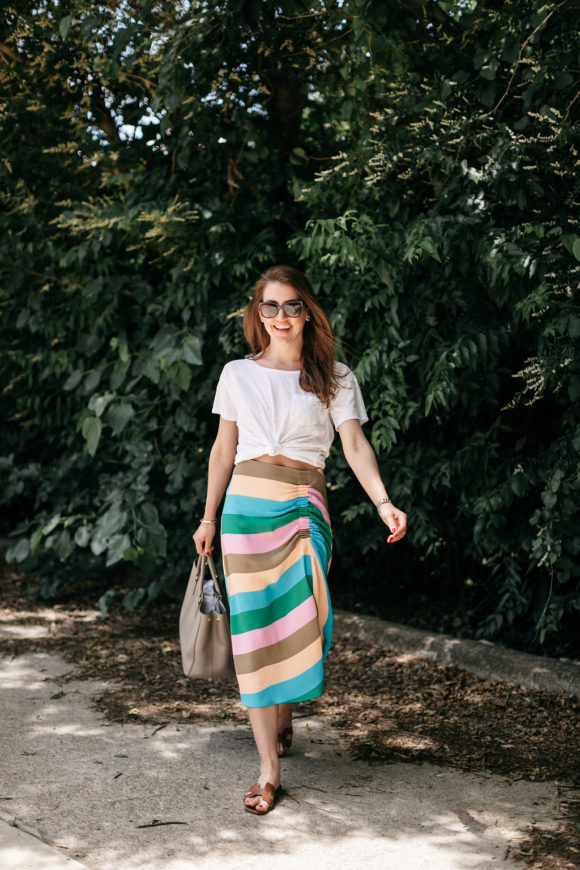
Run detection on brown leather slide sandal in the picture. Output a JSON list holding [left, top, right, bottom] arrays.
[[244, 781, 281, 815], [277, 726, 293, 758]]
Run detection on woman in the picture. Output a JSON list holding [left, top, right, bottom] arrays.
[[193, 265, 407, 816]]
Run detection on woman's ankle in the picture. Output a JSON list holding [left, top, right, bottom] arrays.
[[259, 759, 280, 785]]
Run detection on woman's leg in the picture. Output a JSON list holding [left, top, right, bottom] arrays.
[[276, 702, 293, 755], [245, 705, 281, 810]]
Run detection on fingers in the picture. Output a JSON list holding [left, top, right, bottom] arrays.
[[380, 507, 407, 544], [192, 525, 216, 556]]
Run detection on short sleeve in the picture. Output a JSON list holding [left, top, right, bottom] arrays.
[[329, 365, 368, 430], [212, 365, 238, 421]]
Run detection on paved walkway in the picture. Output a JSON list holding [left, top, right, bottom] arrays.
[[0, 648, 568, 870]]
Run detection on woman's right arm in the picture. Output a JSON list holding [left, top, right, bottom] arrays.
[[192, 417, 238, 556]]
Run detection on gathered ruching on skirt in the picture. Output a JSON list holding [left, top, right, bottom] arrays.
[[221, 460, 333, 708]]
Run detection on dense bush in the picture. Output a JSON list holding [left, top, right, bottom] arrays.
[[1, 0, 578, 653]]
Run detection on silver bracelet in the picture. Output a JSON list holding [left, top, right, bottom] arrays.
[[376, 498, 392, 511]]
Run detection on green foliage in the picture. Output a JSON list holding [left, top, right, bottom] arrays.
[[1, 0, 578, 650]]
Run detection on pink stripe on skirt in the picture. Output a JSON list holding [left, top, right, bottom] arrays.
[[222, 516, 310, 556], [231, 596, 318, 655]]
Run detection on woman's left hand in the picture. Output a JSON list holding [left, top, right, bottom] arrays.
[[379, 504, 407, 543]]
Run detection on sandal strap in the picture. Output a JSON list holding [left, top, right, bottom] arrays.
[[245, 782, 276, 807]]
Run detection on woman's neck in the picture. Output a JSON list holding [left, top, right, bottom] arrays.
[[258, 343, 303, 370]]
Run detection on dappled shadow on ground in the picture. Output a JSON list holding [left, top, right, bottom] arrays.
[[0, 652, 572, 870], [1, 566, 579, 868]]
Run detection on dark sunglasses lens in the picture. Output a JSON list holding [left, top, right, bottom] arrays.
[[284, 301, 303, 317], [260, 302, 279, 318]]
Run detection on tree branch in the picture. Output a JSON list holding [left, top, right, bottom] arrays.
[[481, 2, 565, 119], [0, 40, 25, 65]]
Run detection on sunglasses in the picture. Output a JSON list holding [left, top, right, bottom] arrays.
[[259, 299, 305, 319]]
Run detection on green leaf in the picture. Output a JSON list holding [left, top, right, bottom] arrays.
[[6, 539, 30, 563], [561, 234, 576, 255], [511, 474, 527, 497], [554, 72, 573, 90], [59, 15, 72, 39], [30, 529, 43, 554], [374, 261, 394, 291], [123, 547, 139, 562], [42, 514, 62, 535], [568, 316, 580, 339], [122, 587, 146, 610], [97, 506, 128, 538], [106, 533, 131, 566], [419, 238, 441, 263], [143, 358, 161, 383], [170, 361, 192, 391], [572, 238, 580, 261], [98, 589, 116, 617], [479, 59, 498, 81], [133, 546, 157, 573], [74, 526, 90, 547], [82, 416, 103, 456], [181, 335, 203, 365], [477, 82, 496, 107], [64, 371, 83, 391], [55, 529, 73, 561], [473, 48, 487, 70], [568, 377, 580, 403], [138, 502, 159, 525], [118, 340, 130, 364], [90, 529, 109, 557], [83, 370, 102, 393], [106, 402, 134, 435], [88, 392, 114, 418]]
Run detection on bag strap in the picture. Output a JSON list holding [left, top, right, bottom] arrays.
[[204, 552, 228, 608], [193, 551, 227, 606], [194, 550, 206, 585]]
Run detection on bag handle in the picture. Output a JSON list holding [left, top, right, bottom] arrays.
[[193, 550, 228, 610], [205, 552, 228, 606]]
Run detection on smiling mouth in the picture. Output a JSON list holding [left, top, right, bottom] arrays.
[[274, 325, 290, 331]]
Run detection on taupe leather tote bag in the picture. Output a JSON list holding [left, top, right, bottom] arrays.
[[179, 551, 235, 679]]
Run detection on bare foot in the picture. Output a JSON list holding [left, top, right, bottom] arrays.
[[244, 772, 280, 812]]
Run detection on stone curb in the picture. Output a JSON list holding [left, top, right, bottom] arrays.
[[0, 816, 89, 869], [333, 610, 580, 699]]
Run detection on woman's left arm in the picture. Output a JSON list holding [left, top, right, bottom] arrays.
[[337, 419, 407, 544]]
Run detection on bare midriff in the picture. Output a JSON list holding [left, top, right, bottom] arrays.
[[254, 453, 323, 473]]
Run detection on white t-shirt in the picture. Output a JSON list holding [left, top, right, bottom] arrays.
[[212, 358, 368, 469]]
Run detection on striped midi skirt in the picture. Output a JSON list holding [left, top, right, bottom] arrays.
[[221, 460, 333, 708]]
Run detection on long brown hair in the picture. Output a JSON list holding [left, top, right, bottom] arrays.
[[243, 265, 340, 405]]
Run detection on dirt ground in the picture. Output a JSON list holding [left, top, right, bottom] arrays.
[[1, 566, 579, 869]]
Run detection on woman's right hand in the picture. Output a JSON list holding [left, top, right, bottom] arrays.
[[192, 522, 217, 556]]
